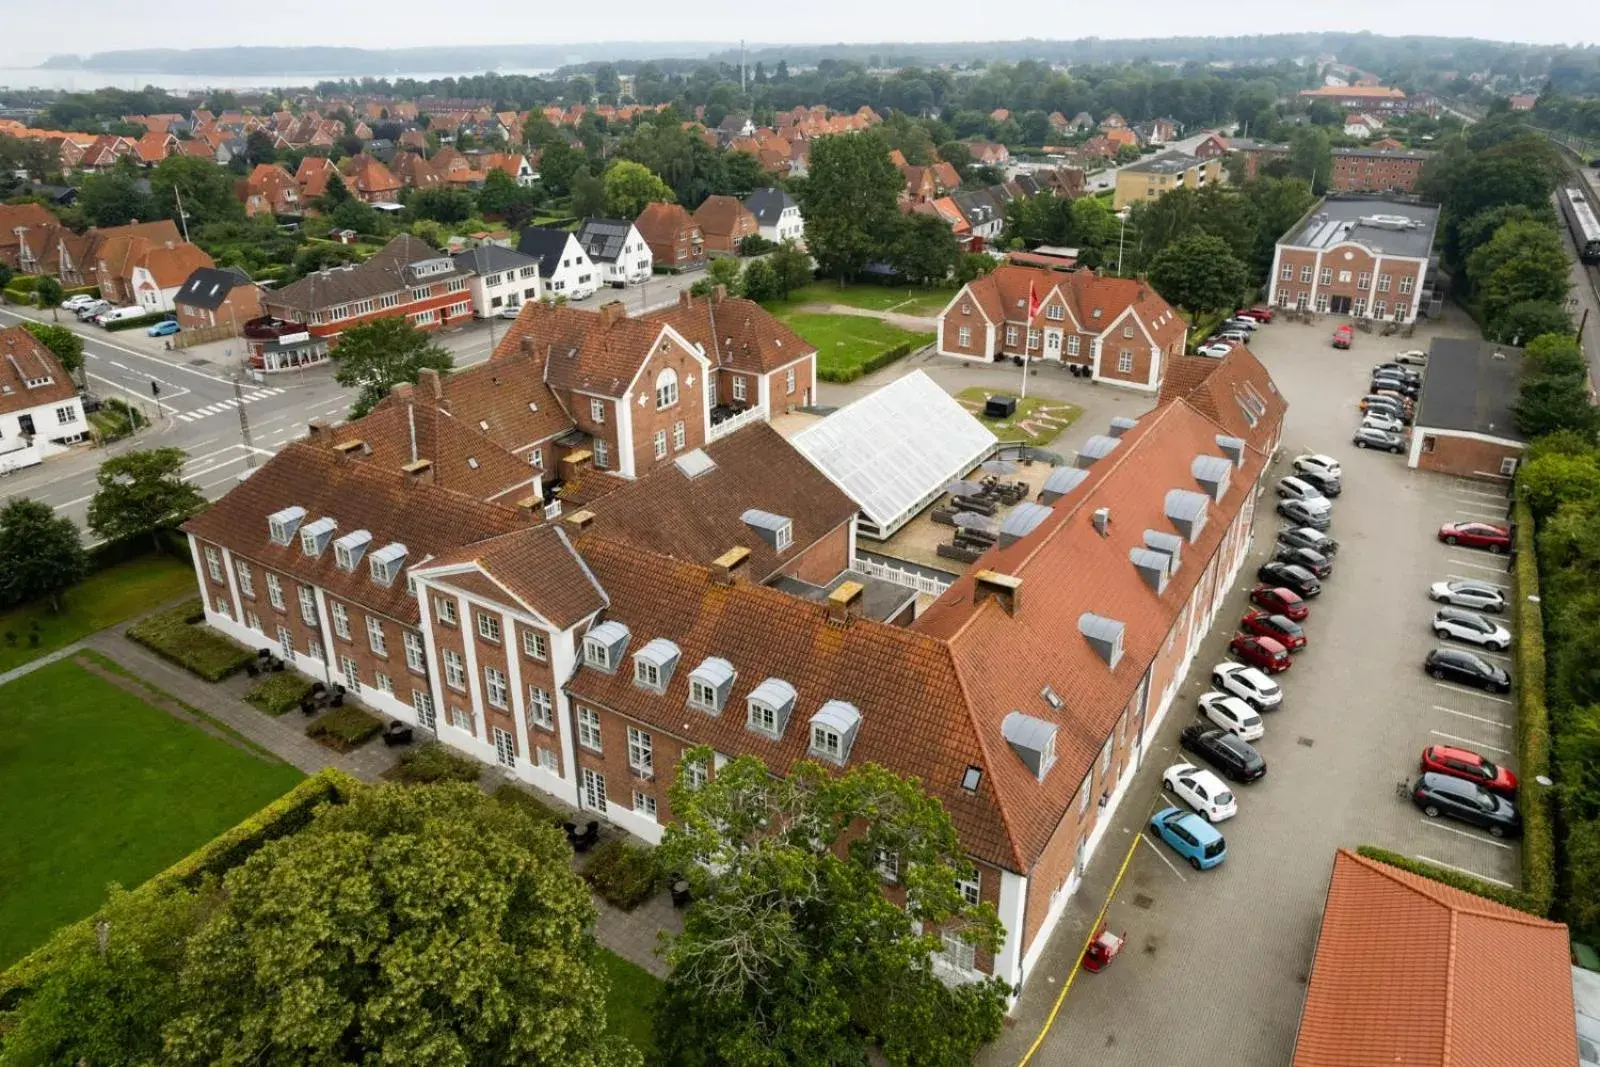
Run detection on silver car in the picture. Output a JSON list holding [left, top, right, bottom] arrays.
[[1275, 475, 1328, 504], [1429, 580, 1507, 613], [1432, 608, 1511, 651], [1361, 412, 1405, 434], [1353, 427, 1406, 453]]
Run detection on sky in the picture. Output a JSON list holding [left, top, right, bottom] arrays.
[[0, 0, 1594, 68]]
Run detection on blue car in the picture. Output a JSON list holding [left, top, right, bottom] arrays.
[[147, 320, 180, 337], [1149, 805, 1227, 870]]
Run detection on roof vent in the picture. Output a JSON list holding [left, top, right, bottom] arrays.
[[1075, 434, 1120, 468], [1078, 612, 1126, 667], [1143, 529, 1184, 572], [1129, 548, 1171, 594], [974, 569, 1022, 616], [1092, 507, 1111, 537], [1165, 489, 1210, 543], [1214, 434, 1245, 467], [1191, 454, 1233, 502], [1108, 415, 1138, 438], [1001, 711, 1059, 782], [999, 501, 1053, 547], [1039, 466, 1090, 504]]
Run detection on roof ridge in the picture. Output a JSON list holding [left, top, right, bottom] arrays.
[[941, 639, 1028, 872], [1441, 907, 1459, 1065], [1341, 848, 1560, 926]]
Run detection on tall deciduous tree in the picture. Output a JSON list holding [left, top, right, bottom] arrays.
[[1147, 231, 1249, 316], [656, 750, 1009, 1067], [0, 497, 88, 610], [330, 316, 454, 418], [798, 132, 903, 282], [22, 321, 84, 374], [1467, 219, 1570, 335], [602, 160, 675, 220], [570, 167, 607, 221], [887, 212, 961, 286], [766, 240, 813, 299], [408, 186, 475, 224], [151, 154, 245, 228], [79, 167, 154, 228], [87, 447, 206, 550], [34, 277, 64, 321], [1286, 127, 1332, 193]]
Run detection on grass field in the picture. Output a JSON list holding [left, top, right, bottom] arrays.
[[597, 947, 661, 1059], [773, 282, 952, 318], [0, 554, 196, 674], [770, 311, 935, 382], [0, 655, 303, 967], [955, 387, 1082, 447]]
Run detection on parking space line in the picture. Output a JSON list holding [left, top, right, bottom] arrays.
[[1137, 833, 1188, 882], [1444, 574, 1507, 588], [1418, 819, 1513, 849], [1468, 648, 1513, 664], [1454, 506, 1507, 519], [1433, 683, 1512, 705], [1432, 705, 1511, 729], [1448, 558, 1507, 572], [1429, 729, 1511, 756], [1415, 854, 1513, 888], [1450, 485, 1506, 500]]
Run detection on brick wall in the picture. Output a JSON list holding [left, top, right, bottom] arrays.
[[627, 342, 707, 475], [1330, 155, 1425, 193], [940, 301, 992, 359], [776, 520, 852, 586], [763, 356, 816, 410], [569, 393, 621, 472], [513, 620, 565, 774], [1273, 245, 1424, 320], [1413, 430, 1523, 481], [572, 699, 692, 825]]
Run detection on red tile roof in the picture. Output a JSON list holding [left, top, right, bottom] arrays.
[[491, 301, 686, 400], [417, 524, 607, 630], [954, 265, 1187, 354], [0, 326, 77, 416], [425, 338, 573, 454], [1292, 849, 1578, 1067], [323, 397, 537, 501], [634, 202, 699, 248], [691, 194, 757, 240], [647, 293, 815, 376]]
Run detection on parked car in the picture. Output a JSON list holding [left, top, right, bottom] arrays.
[[1372, 362, 1422, 382], [1361, 411, 1406, 434], [1240, 608, 1306, 650], [1220, 317, 1258, 333], [1162, 762, 1238, 822], [1256, 560, 1321, 597], [1371, 373, 1420, 395], [1292, 453, 1342, 480], [1237, 306, 1275, 324], [1409, 772, 1521, 838], [1429, 579, 1506, 613], [1227, 634, 1291, 675], [1395, 348, 1428, 366], [1212, 329, 1251, 344], [1332, 324, 1353, 349], [1180, 724, 1267, 783], [1196, 342, 1234, 358], [60, 293, 97, 311], [1272, 544, 1333, 578], [496, 303, 523, 319], [1149, 805, 1229, 869], [1437, 521, 1511, 553], [75, 299, 111, 321], [1275, 475, 1327, 504], [1249, 585, 1309, 621], [1359, 394, 1412, 419], [1352, 427, 1406, 453], [1420, 745, 1519, 798], [1425, 647, 1511, 693], [1432, 607, 1511, 651], [1277, 498, 1332, 530], [96, 306, 145, 326], [1277, 526, 1338, 556], [1211, 662, 1283, 712], [1294, 469, 1342, 498], [1199, 690, 1268, 738], [147, 319, 181, 337]]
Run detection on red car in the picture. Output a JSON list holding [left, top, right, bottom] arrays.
[[1332, 324, 1353, 350], [1229, 633, 1291, 673], [1240, 609, 1307, 651], [1249, 585, 1309, 622], [1438, 521, 1511, 554], [1420, 744, 1519, 798], [1237, 306, 1274, 324]]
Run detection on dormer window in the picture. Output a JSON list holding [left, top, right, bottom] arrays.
[[808, 700, 861, 765], [632, 638, 681, 693], [268, 505, 305, 545], [299, 517, 336, 557], [688, 656, 735, 714], [746, 677, 796, 740], [583, 620, 631, 674], [1001, 711, 1059, 782], [368, 543, 407, 587], [332, 529, 372, 572]]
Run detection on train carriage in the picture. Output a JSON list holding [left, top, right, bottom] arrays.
[[1562, 185, 1600, 264]]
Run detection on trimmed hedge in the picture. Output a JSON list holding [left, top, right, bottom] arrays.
[[1356, 845, 1544, 914], [89, 397, 146, 442], [582, 837, 662, 910], [493, 782, 567, 828], [127, 599, 255, 681], [1187, 308, 1233, 352], [0, 770, 358, 1002], [390, 740, 484, 784], [6, 275, 40, 294], [243, 672, 314, 716], [1512, 496, 1556, 915], [818, 340, 917, 384], [104, 311, 175, 333], [305, 704, 383, 751]]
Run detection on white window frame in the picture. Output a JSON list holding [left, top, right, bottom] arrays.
[[785, 367, 795, 394], [590, 397, 605, 424], [236, 561, 254, 598], [484, 665, 508, 708], [635, 658, 660, 688], [811, 723, 842, 761], [297, 587, 318, 627], [403, 630, 425, 671], [655, 368, 679, 409], [627, 726, 653, 777], [690, 678, 720, 713], [957, 326, 971, 346], [1118, 350, 1133, 374], [435, 597, 458, 625], [957, 871, 981, 907], [653, 428, 667, 459], [748, 700, 778, 736], [581, 767, 608, 812], [683, 761, 708, 790], [577, 706, 602, 751], [443, 649, 466, 691], [204, 546, 222, 582], [941, 929, 977, 971], [633, 791, 658, 819], [476, 612, 501, 643], [266, 573, 284, 610], [522, 629, 547, 660], [277, 625, 294, 655], [492, 726, 515, 767], [731, 376, 747, 402], [875, 847, 899, 883], [594, 439, 609, 469], [330, 601, 350, 640], [673, 420, 685, 451], [528, 685, 554, 728], [340, 654, 360, 689], [366, 616, 386, 655]]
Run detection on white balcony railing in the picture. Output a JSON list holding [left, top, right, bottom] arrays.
[[708, 405, 764, 442]]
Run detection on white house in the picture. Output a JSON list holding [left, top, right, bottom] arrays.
[[451, 244, 544, 317], [743, 188, 805, 246], [0, 326, 88, 474], [575, 218, 653, 288], [1342, 113, 1382, 139], [515, 227, 600, 301]]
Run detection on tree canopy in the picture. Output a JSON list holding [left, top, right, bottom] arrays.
[[0, 497, 88, 611], [602, 160, 675, 219], [1147, 231, 1249, 315], [796, 132, 903, 282], [21, 322, 84, 376], [331, 316, 454, 418], [87, 448, 207, 549]]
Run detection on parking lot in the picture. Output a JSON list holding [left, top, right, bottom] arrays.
[[984, 311, 1524, 1067]]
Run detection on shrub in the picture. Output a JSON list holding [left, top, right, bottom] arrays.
[[739, 233, 776, 256], [391, 741, 484, 784], [6, 275, 40, 294], [818, 341, 920, 384], [126, 599, 254, 681], [243, 672, 314, 716], [582, 837, 662, 910], [89, 398, 147, 443], [305, 704, 383, 751], [104, 312, 176, 333], [1355, 846, 1544, 914], [493, 782, 567, 828], [1512, 498, 1555, 914]]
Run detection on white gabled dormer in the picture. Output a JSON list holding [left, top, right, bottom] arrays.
[[367, 542, 407, 587], [332, 529, 372, 572], [746, 677, 797, 740], [299, 516, 337, 557], [633, 638, 681, 693], [687, 656, 736, 715], [583, 620, 631, 674], [268, 505, 306, 545], [808, 700, 862, 765]]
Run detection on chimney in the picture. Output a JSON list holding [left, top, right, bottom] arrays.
[[332, 438, 366, 459], [560, 449, 592, 479], [515, 494, 542, 522], [390, 381, 414, 401], [401, 458, 433, 485], [598, 300, 627, 327], [711, 545, 750, 585], [417, 367, 443, 400], [973, 569, 1022, 616], [712, 284, 727, 302], [826, 580, 864, 625], [678, 289, 693, 309], [1091, 507, 1111, 536], [564, 508, 596, 533], [307, 417, 330, 441]]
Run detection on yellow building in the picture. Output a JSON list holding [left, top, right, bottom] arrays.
[[1113, 151, 1224, 210]]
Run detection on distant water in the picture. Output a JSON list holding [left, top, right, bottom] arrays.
[[0, 67, 556, 92]]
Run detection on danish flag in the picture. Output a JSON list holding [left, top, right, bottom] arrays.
[[1027, 280, 1041, 319]]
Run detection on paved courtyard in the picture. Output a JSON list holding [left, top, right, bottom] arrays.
[[982, 307, 1525, 1067]]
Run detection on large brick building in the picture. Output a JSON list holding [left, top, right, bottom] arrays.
[[936, 265, 1188, 392], [1267, 196, 1441, 324], [182, 344, 1284, 998], [1330, 148, 1430, 193]]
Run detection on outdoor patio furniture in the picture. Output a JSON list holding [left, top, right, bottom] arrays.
[[937, 543, 983, 564], [328, 684, 346, 708], [565, 820, 601, 852], [382, 721, 415, 747], [671, 878, 692, 908], [931, 508, 957, 526], [980, 458, 1018, 475], [309, 682, 326, 696]]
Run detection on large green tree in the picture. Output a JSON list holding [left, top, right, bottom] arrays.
[[1147, 231, 1249, 316], [1467, 219, 1570, 334], [22, 321, 84, 375], [0, 497, 88, 611], [886, 212, 962, 286], [1286, 127, 1332, 193], [331, 316, 454, 418], [150, 154, 245, 228], [79, 167, 154, 228], [33, 277, 64, 322], [766, 240, 813, 299], [656, 750, 1009, 1067], [602, 160, 675, 219], [408, 186, 475, 224], [797, 132, 903, 282], [87, 447, 206, 550]]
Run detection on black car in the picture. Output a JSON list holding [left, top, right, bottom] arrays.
[[1277, 526, 1339, 556], [1424, 647, 1511, 694], [1371, 374, 1420, 396], [1294, 469, 1342, 498], [1256, 560, 1322, 598], [1272, 544, 1333, 578], [1372, 362, 1422, 383], [1180, 724, 1267, 783], [1410, 772, 1521, 838]]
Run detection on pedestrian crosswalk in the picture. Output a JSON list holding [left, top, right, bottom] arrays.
[[175, 387, 288, 423]]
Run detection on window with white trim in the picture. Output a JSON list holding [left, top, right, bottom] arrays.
[[748, 700, 778, 735], [1279, 264, 1293, 281], [627, 726, 653, 777], [590, 398, 605, 423], [277, 625, 294, 655], [266, 573, 284, 610], [731, 376, 747, 402], [811, 722, 842, 761], [577, 705, 602, 751], [653, 429, 667, 459], [1318, 267, 1332, 285], [537, 746, 558, 772], [403, 631, 425, 671], [655, 368, 678, 409], [307, 637, 323, 662], [340, 654, 360, 689], [635, 658, 660, 688], [245, 610, 261, 633], [522, 630, 547, 660], [1046, 304, 1065, 320], [957, 326, 971, 346], [367, 616, 386, 655], [683, 761, 708, 790], [1299, 266, 1313, 283], [1398, 275, 1414, 294], [476, 612, 501, 643], [236, 562, 254, 598], [1066, 335, 1080, 357], [55, 405, 76, 425], [875, 848, 899, 883], [375, 671, 393, 695], [634, 791, 658, 819], [443, 649, 465, 690], [940, 929, 976, 971], [594, 439, 609, 469], [484, 666, 508, 708], [435, 597, 457, 625], [673, 420, 685, 451], [528, 685, 553, 728], [1118, 350, 1133, 374], [297, 586, 318, 626], [413, 689, 435, 728], [957, 871, 981, 907], [449, 704, 474, 733], [785, 367, 795, 394], [690, 677, 719, 712], [493, 727, 515, 767], [1004, 325, 1018, 345], [330, 601, 350, 640], [1377, 273, 1391, 292], [204, 546, 222, 581]]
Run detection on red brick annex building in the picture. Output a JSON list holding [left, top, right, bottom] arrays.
[[183, 335, 1284, 997]]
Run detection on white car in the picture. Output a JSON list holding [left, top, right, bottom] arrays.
[[1196, 342, 1233, 358], [1395, 349, 1428, 366], [59, 293, 97, 311], [1220, 317, 1258, 333], [1433, 607, 1511, 648], [1213, 329, 1251, 344], [1361, 412, 1405, 434], [1293, 453, 1342, 480], [1197, 691, 1266, 741], [1162, 762, 1238, 823], [496, 304, 523, 319], [1211, 662, 1283, 711], [1429, 580, 1506, 613]]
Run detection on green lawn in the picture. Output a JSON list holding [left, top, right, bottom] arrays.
[[0, 554, 197, 674], [0, 656, 303, 967], [955, 387, 1082, 448], [770, 311, 935, 383], [772, 282, 953, 318], [597, 947, 661, 1060]]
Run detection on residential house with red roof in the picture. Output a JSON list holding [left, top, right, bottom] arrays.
[[635, 202, 706, 272], [339, 154, 402, 203], [294, 155, 339, 201], [131, 131, 179, 165], [0, 325, 88, 471], [0, 203, 58, 272], [242, 164, 302, 218], [692, 195, 759, 255], [79, 135, 133, 170]]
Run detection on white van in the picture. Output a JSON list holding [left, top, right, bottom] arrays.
[[96, 306, 146, 327]]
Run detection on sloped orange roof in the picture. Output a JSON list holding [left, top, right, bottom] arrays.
[[1292, 849, 1577, 1067]]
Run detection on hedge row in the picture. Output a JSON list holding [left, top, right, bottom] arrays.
[[582, 837, 662, 910], [1355, 846, 1545, 914], [0, 770, 359, 1001], [126, 598, 255, 681], [306, 704, 383, 750], [818, 340, 920, 384], [391, 740, 485, 785], [104, 311, 174, 333], [492, 782, 567, 828], [1512, 496, 1556, 915], [243, 672, 314, 716]]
